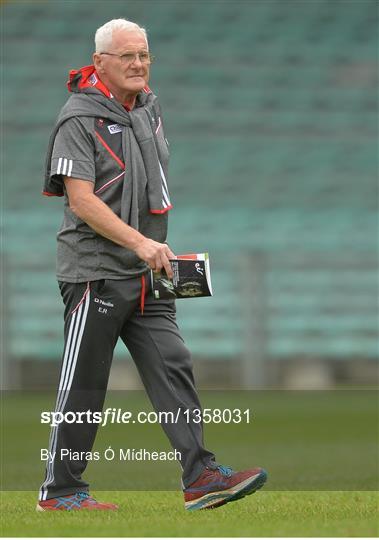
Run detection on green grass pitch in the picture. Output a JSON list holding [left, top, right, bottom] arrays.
[[0, 490, 377, 537], [1, 389, 377, 536]]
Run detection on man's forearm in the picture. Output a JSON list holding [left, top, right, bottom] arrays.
[[65, 177, 175, 276], [70, 191, 144, 251]]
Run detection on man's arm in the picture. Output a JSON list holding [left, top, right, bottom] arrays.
[[64, 177, 175, 278]]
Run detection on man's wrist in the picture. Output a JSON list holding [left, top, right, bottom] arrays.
[[124, 230, 145, 252]]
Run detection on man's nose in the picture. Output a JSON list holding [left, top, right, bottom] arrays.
[[131, 53, 143, 67]]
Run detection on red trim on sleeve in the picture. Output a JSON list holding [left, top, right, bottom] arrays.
[[94, 131, 125, 170], [42, 191, 64, 197], [150, 204, 173, 214]]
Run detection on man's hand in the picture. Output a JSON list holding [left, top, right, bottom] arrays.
[[134, 238, 176, 279]]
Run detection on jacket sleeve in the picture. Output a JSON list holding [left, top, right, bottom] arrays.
[[43, 117, 95, 197]]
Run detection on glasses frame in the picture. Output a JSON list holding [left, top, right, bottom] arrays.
[[99, 51, 155, 65]]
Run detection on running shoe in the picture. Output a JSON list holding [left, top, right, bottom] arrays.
[[184, 465, 267, 511], [36, 491, 118, 511]]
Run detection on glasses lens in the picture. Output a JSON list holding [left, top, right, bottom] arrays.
[[121, 53, 137, 63], [139, 52, 151, 63], [120, 52, 154, 64]]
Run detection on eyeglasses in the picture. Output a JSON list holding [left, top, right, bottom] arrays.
[[100, 51, 155, 65]]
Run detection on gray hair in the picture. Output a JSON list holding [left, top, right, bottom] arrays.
[[95, 19, 148, 52]]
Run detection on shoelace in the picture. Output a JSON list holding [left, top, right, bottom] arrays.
[[76, 492, 92, 501], [217, 465, 233, 477]]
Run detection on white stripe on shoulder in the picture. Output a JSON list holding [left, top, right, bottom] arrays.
[[57, 157, 62, 175], [67, 159, 73, 176], [62, 158, 68, 175]]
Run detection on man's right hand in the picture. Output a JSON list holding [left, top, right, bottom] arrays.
[[134, 238, 176, 279]]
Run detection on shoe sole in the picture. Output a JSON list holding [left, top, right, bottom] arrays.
[[36, 503, 118, 512], [185, 469, 268, 511]]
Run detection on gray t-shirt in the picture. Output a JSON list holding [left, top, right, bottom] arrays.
[[50, 115, 168, 282]]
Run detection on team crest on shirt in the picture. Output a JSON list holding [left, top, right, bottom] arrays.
[[108, 124, 123, 134], [88, 73, 98, 86]]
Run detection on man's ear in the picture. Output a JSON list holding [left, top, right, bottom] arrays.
[[93, 53, 104, 73]]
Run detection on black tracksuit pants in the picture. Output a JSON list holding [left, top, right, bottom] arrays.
[[39, 275, 216, 500]]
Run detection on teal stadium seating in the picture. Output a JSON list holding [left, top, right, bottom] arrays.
[[2, 0, 377, 365]]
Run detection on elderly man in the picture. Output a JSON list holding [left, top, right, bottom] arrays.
[[37, 18, 267, 512]]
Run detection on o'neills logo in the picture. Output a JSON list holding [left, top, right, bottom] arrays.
[[94, 298, 114, 308]]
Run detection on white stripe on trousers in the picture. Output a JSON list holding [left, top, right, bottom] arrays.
[[39, 288, 90, 501]]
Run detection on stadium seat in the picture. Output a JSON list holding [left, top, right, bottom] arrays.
[[3, 0, 377, 364]]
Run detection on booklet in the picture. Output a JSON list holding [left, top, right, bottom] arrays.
[[151, 253, 213, 300]]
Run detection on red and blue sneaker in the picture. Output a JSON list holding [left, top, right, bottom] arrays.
[[184, 465, 267, 511], [36, 491, 118, 511]]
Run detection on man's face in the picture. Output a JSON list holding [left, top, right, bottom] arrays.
[[94, 29, 150, 98]]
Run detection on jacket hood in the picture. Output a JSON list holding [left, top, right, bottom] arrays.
[[60, 65, 156, 124], [44, 65, 170, 220], [67, 64, 151, 101]]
